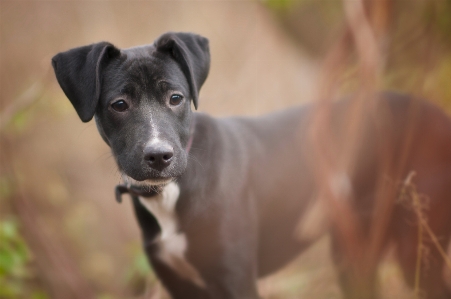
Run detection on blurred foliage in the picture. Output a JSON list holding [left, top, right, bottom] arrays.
[[384, 1, 451, 108], [263, 0, 451, 109], [264, 0, 293, 11], [9, 109, 33, 133], [263, 0, 344, 56], [0, 219, 49, 299], [0, 177, 13, 200], [124, 243, 157, 296]]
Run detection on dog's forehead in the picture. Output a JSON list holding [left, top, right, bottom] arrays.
[[121, 46, 183, 80], [102, 45, 187, 98]]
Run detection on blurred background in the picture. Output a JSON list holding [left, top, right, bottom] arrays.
[[1, 0, 450, 298]]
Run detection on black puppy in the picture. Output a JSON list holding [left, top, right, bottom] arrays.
[[52, 32, 451, 299]]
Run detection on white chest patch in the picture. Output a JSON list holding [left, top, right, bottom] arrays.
[[138, 182, 205, 288]]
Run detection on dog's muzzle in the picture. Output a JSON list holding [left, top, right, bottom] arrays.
[[115, 124, 195, 203]]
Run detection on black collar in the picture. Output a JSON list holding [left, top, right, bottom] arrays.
[[114, 184, 161, 203]]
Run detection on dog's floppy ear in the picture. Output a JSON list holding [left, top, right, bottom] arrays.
[[51, 42, 120, 122], [155, 32, 210, 110]]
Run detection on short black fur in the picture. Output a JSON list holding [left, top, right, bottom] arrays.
[[52, 32, 451, 299]]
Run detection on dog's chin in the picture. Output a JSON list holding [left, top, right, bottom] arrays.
[[121, 174, 173, 188]]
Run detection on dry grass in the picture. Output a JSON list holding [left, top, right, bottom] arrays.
[[398, 171, 451, 299]]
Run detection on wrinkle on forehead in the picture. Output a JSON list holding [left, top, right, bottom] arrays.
[[101, 47, 190, 106], [121, 56, 181, 92]]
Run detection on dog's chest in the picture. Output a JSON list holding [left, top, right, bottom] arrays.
[[138, 183, 205, 288]]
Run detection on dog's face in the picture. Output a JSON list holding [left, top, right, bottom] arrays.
[[52, 32, 210, 185], [97, 50, 192, 183]]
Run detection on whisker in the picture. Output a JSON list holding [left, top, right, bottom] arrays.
[[93, 151, 114, 164], [187, 146, 206, 152], [188, 154, 205, 171]]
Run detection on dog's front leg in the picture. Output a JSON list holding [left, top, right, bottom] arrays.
[[132, 195, 260, 299], [187, 226, 260, 299], [149, 239, 260, 299], [131, 196, 210, 298]]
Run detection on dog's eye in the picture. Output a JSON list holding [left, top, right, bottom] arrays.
[[111, 100, 129, 112], [169, 94, 183, 106]]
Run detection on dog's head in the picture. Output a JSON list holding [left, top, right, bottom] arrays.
[[52, 32, 210, 186]]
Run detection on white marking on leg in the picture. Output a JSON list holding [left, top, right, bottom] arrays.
[[138, 182, 206, 288]]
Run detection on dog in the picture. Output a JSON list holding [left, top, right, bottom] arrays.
[[52, 32, 451, 299]]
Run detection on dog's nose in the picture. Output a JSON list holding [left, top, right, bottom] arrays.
[[143, 142, 174, 171]]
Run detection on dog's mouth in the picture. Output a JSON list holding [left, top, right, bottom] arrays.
[[114, 174, 173, 203], [121, 173, 173, 188]]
